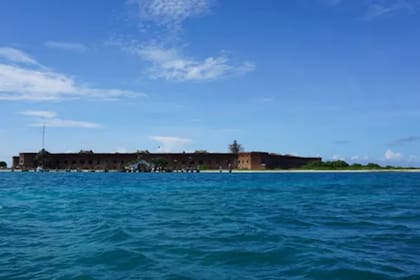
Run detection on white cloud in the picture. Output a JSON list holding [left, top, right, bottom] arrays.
[[115, 147, 129, 153], [132, 0, 210, 29], [134, 45, 255, 81], [18, 110, 57, 118], [45, 41, 88, 52], [0, 47, 39, 65], [350, 155, 369, 161], [122, 1, 254, 82], [0, 47, 144, 101], [30, 118, 101, 128], [324, 0, 419, 20], [331, 154, 345, 161], [150, 135, 192, 152], [358, 0, 419, 20], [384, 149, 402, 160], [364, 1, 412, 20], [19, 110, 101, 128]]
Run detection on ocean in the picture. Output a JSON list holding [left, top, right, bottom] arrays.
[[0, 172, 419, 279]]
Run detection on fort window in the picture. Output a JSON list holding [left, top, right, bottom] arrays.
[[64, 160, 68, 164], [72, 160, 76, 164], [97, 160, 100, 164], [80, 160, 85, 164], [199, 160, 203, 165], [88, 160, 93, 165]]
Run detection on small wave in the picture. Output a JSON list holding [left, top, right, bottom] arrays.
[[307, 267, 391, 279], [1, 172, 420, 279], [78, 248, 152, 269]]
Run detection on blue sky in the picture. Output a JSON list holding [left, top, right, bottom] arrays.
[[1, 0, 420, 166]]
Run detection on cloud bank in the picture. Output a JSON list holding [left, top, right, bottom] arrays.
[[0, 47, 144, 101], [133, 45, 255, 81], [150, 135, 192, 152], [19, 110, 101, 128], [384, 149, 402, 160], [124, 1, 255, 82], [131, 0, 211, 29], [326, 0, 419, 20]]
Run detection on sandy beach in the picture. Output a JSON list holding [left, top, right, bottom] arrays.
[[201, 169, 420, 173], [2, 169, 419, 173]]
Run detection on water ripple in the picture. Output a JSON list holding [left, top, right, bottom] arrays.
[[1, 172, 420, 279]]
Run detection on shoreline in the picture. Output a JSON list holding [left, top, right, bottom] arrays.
[[201, 169, 420, 173], [1, 169, 420, 173]]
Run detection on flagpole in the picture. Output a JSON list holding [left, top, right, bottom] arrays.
[[42, 124, 45, 151]]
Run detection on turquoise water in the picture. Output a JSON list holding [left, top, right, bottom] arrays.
[[0, 173, 419, 279]]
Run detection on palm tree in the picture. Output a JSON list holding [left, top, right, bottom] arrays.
[[229, 140, 244, 153], [34, 149, 52, 169]]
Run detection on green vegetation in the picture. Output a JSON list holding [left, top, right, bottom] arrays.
[[79, 150, 94, 154], [301, 160, 417, 170], [199, 164, 209, 170], [150, 158, 169, 169], [34, 149, 52, 168], [229, 140, 244, 153], [0, 161, 7, 168]]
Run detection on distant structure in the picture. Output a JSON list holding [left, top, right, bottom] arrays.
[[12, 151, 321, 171], [229, 140, 244, 154]]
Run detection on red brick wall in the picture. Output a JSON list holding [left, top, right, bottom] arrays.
[[14, 152, 237, 170], [13, 152, 321, 170]]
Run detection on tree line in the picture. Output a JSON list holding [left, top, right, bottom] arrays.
[[301, 160, 414, 170]]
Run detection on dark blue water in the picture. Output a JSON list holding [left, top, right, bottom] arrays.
[[1, 172, 419, 279]]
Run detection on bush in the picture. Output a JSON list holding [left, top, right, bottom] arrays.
[[366, 163, 382, 169], [301, 160, 392, 170], [351, 163, 363, 169], [150, 158, 168, 168], [330, 160, 350, 168], [199, 164, 209, 170], [302, 160, 350, 170]]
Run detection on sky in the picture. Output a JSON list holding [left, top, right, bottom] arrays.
[[1, 0, 420, 167]]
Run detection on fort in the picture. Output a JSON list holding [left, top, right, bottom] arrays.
[[12, 151, 321, 171]]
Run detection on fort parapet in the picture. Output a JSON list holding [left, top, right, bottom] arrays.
[[12, 151, 321, 171]]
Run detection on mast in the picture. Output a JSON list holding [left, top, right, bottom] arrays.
[[42, 123, 45, 151], [41, 124, 45, 169]]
